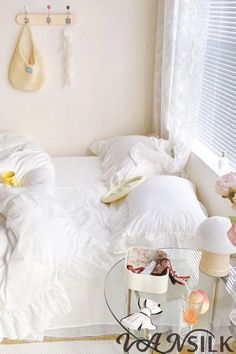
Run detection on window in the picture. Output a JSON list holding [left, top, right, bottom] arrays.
[[196, 0, 236, 166]]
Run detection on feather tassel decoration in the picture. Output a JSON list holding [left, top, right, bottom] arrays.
[[63, 26, 74, 86], [63, 6, 74, 86]]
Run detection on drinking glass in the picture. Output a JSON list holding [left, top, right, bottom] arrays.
[[182, 290, 204, 326], [179, 290, 204, 353]]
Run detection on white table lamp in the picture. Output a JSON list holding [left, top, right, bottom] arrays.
[[197, 216, 236, 277]]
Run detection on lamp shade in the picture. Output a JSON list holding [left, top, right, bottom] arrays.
[[197, 216, 236, 255]]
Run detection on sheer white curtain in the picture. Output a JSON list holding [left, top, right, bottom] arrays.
[[153, 0, 209, 171]]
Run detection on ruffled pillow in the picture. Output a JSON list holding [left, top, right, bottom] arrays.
[[90, 135, 172, 188], [109, 175, 207, 253]]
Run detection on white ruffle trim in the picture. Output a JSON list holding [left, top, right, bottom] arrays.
[[110, 230, 200, 254], [0, 257, 83, 340], [109, 201, 201, 254]]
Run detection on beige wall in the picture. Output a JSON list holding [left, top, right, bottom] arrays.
[[187, 152, 233, 217], [0, 0, 158, 156]]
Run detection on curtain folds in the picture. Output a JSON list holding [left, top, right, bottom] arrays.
[[153, 0, 209, 171]]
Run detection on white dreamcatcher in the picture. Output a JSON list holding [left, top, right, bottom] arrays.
[[63, 5, 74, 86]]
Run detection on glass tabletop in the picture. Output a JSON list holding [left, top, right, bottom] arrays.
[[104, 248, 236, 353]]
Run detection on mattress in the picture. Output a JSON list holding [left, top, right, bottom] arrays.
[[44, 157, 119, 337]]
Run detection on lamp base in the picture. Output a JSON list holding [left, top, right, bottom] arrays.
[[199, 250, 230, 277]]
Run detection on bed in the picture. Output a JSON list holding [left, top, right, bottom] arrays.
[[0, 133, 207, 341], [44, 156, 119, 339]]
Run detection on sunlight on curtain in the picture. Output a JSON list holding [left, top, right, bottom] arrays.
[[153, 0, 209, 171]]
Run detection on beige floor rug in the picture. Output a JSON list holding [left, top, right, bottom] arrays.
[[0, 339, 128, 354], [0, 335, 117, 345]]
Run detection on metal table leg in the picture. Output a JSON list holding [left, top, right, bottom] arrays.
[[144, 329, 154, 354], [123, 289, 132, 354]]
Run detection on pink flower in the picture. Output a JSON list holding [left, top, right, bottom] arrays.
[[228, 224, 236, 246], [215, 179, 229, 197], [223, 172, 236, 190], [215, 172, 236, 197]]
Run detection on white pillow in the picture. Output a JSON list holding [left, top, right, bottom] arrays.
[[109, 176, 207, 253], [90, 135, 166, 187]]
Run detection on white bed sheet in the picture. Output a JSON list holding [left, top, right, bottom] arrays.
[[43, 157, 119, 337], [52, 156, 110, 253]]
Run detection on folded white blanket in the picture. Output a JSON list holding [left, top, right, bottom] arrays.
[[0, 133, 78, 339]]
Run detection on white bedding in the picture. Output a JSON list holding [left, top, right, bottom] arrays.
[[0, 135, 81, 339], [0, 138, 118, 339], [0, 139, 207, 340], [52, 157, 111, 253], [0, 142, 118, 339], [45, 157, 118, 337], [45, 157, 207, 338]]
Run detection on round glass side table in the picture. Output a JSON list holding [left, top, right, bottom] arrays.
[[104, 248, 236, 354]]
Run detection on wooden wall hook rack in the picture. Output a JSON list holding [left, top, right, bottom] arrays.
[[16, 13, 77, 25]]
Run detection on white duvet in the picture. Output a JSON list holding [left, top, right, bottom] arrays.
[[0, 134, 79, 339], [0, 133, 207, 340]]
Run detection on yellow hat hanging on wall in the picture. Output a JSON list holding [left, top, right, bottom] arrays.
[[9, 7, 46, 92]]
